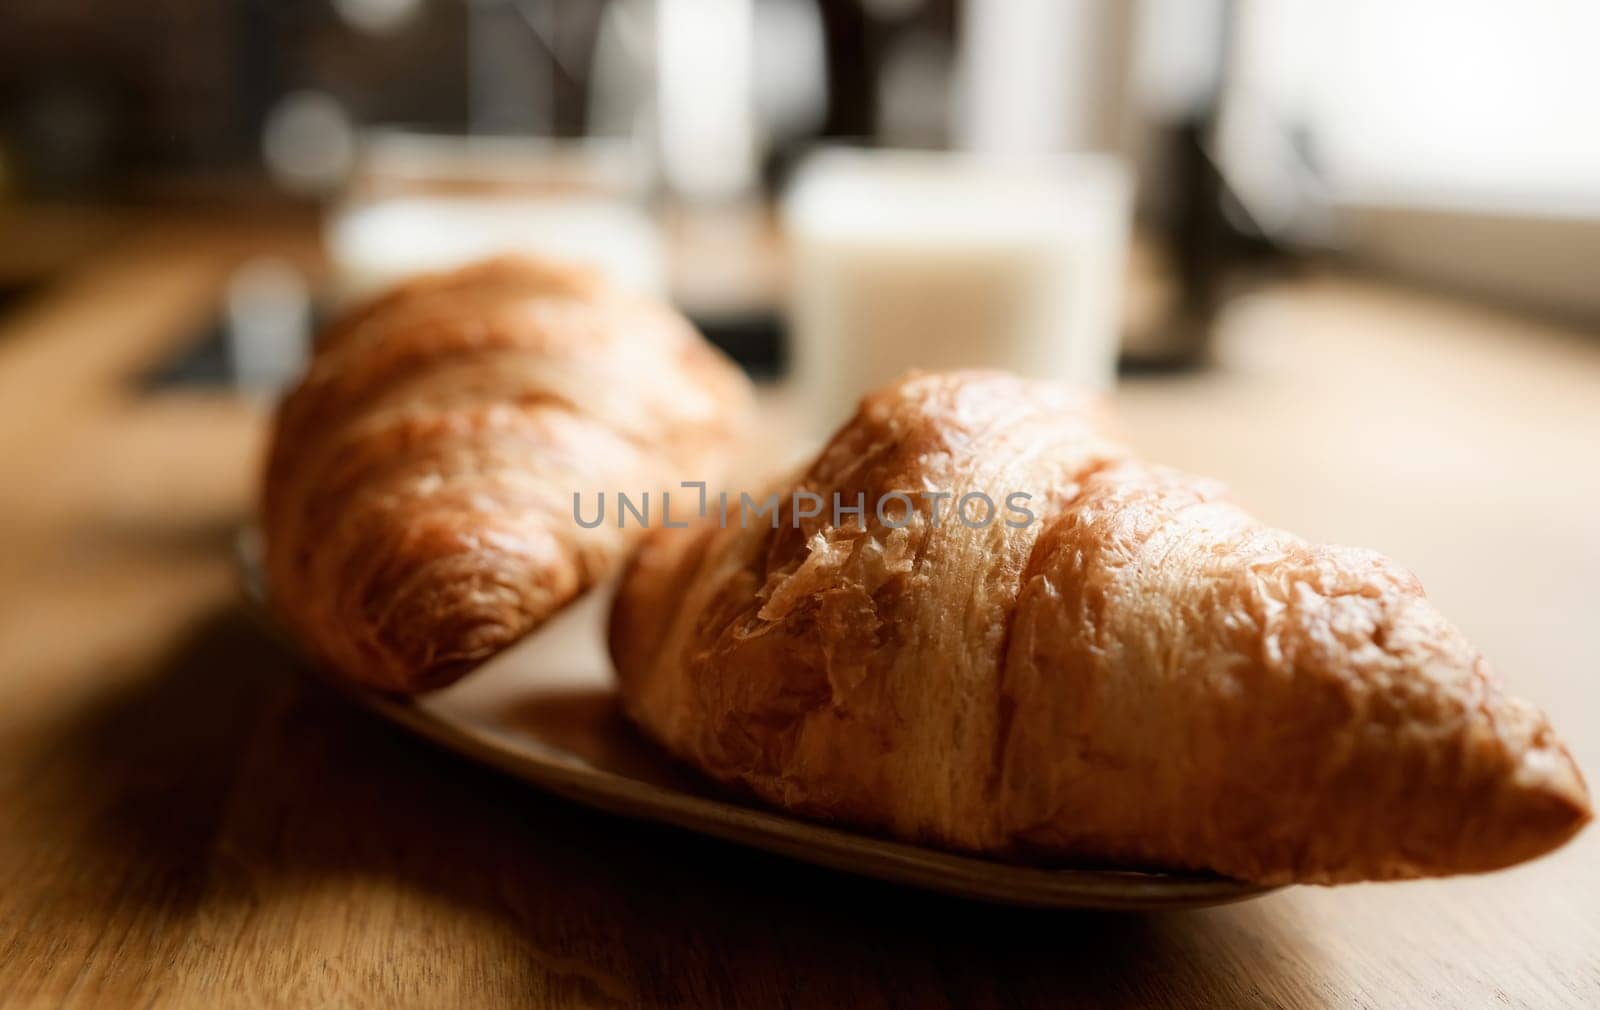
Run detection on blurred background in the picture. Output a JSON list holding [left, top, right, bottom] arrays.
[[3, 0, 1598, 411], [3, 6, 1600, 1001]]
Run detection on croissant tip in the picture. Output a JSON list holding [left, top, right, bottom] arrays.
[[1460, 749, 1593, 875], [1522, 756, 1592, 845]]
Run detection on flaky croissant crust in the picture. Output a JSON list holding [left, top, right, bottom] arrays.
[[610, 371, 1589, 884], [263, 257, 751, 693]]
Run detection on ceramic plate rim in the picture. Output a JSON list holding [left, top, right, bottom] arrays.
[[237, 527, 1279, 911]]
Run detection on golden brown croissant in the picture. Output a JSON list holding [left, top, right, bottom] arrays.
[[262, 256, 751, 693], [609, 370, 1590, 884]]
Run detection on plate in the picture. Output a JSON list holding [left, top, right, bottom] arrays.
[[238, 530, 1276, 910]]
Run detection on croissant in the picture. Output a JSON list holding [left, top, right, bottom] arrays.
[[262, 256, 751, 693], [609, 371, 1590, 884]]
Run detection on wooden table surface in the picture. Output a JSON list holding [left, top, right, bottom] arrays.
[[1, 217, 1596, 1009]]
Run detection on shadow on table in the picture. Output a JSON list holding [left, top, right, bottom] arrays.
[[26, 602, 1312, 1009]]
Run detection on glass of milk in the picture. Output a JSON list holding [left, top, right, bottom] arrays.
[[783, 149, 1133, 431], [326, 132, 666, 304]]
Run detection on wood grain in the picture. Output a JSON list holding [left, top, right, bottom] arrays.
[[0, 216, 1596, 1008]]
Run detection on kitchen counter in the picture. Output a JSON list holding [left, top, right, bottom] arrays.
[[1, 215, 1596, 1009]]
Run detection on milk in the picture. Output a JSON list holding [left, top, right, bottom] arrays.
[[784, 150, 1132, 431]]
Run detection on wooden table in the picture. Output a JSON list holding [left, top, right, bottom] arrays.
[[1, 217, 1596, 1009]]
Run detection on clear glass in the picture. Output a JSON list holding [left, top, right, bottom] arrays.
[[325, 130, 665, 304], [783, 148, 1134, 431]]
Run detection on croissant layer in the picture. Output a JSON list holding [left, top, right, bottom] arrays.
[[610, 371, 1590, 884]]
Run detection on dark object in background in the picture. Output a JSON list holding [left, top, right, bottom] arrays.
[[1119, 117, 1231, 375], [2, 75, 122, 197], [141, 304, 783, 393], [0, 0, 469, 199], [697, 312, 785, 380], [141, 313, 238, 392], [1120, 115, 1294, 375]]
